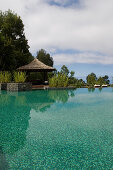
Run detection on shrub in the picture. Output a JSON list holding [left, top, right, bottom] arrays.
[[49, 73, 68, 87], [49, 74, 58, 87], [0, 71, 11, 83], [0, 72, 4, 83], [14, 72, 26, 83]]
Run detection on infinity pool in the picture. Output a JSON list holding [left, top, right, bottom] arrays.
[[0, 88, 113, 169]]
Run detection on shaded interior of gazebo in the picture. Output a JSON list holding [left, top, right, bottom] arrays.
[[17, 58, 56, 85]]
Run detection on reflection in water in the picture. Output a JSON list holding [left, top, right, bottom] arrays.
[[48, 90, 69, 103], [88, 88, 95, 92], [48, 90, 75, 103], [0, 91, 31, 154], [26, 90, 55, 112], [0, 90, 75, 156], [70, 90, 75, 97], [0, 89, 113, 169], [26, 90, 75, 112], [98, 88, 102, 92], [111, 87, 113, 92], [0, 146, 9, 170], [88, 88, 104, 93]]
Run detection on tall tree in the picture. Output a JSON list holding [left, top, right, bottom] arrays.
[[103, 75, 110, 84], [70, 71, 75, 78], [60, 65, 69, 77], [97, 75, 110, 85], [0, 10, 34, 71], [86, 73, 97, 86], [36, 49, 53, 67]]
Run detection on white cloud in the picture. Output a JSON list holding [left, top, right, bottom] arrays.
[[53, 52, 113, 65], [0, 0, 113, 64]]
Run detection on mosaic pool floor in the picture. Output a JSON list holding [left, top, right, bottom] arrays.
[[0, 88, 113, 169]]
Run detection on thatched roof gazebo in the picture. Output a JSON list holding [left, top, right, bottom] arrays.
[[17, 58, 56, 72], [17, 58, 56, 84]]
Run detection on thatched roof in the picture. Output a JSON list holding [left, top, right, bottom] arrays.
[[17, 58, 56, 72]]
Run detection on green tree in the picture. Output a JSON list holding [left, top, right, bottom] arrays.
[[97, 75, 109, 85], [97, 77, 105, 85], [86, 73, 97, 87], [0, 10, 33, 71], [70, 71, 75, 78], [76, 79, 86, 88], [36, 49, 53, 67], [103, 75, 110, 84], [60, 65, 69, 77], [68, 71, 77, 85]]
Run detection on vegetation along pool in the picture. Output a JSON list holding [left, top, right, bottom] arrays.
[[0, 88, 113, 169]]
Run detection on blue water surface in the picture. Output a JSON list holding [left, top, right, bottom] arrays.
[[0, 88, 113, 169]]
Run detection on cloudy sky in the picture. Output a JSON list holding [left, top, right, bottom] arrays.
[[1, 0, 113, 78]]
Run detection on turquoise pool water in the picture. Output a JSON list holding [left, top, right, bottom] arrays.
[[0, 88, 113, 169]]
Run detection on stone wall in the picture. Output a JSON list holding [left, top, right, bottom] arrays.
[[7, 83, 32, 91], [1, 83, 7, 90]]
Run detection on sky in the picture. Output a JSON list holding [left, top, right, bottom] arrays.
[[1, 0, 113, 79]]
